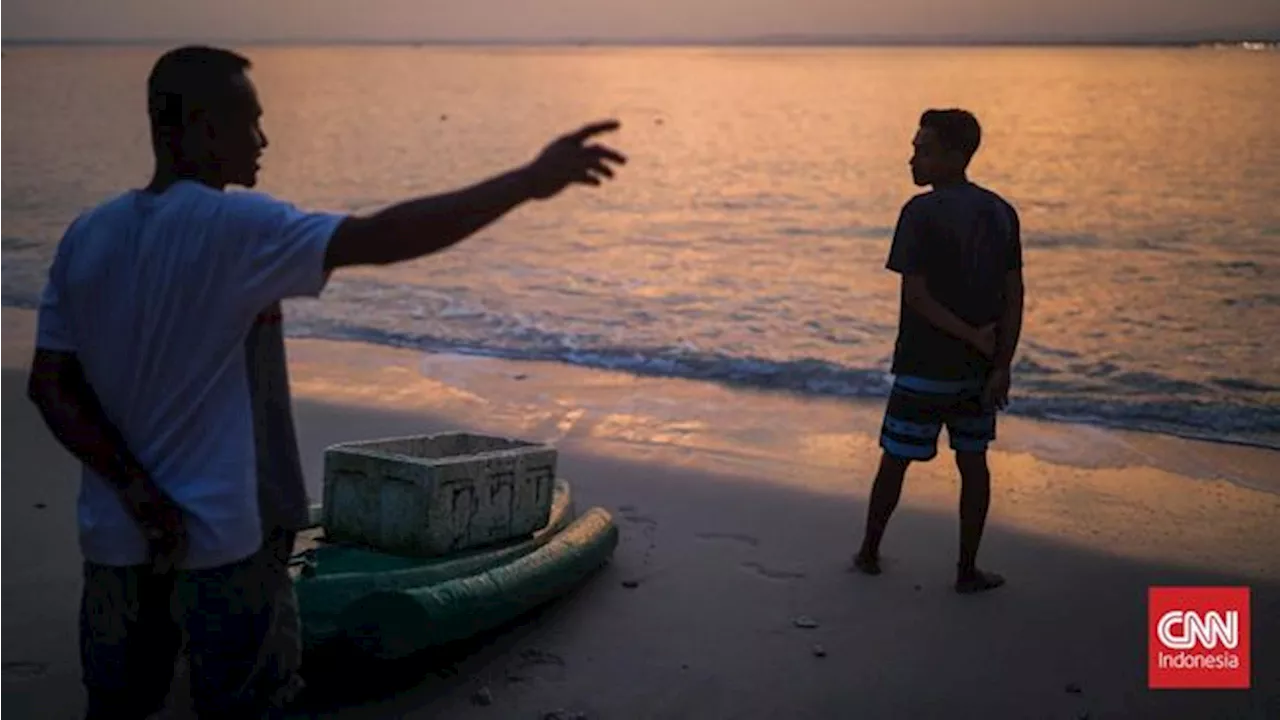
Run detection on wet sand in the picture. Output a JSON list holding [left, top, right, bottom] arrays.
[[3, 308, 1278, 719]]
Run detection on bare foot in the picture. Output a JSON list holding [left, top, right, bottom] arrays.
[[955, 568, 1005, 594], [852, 552, 882, 576]]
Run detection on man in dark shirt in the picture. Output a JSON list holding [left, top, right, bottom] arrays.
[[853, 109, 1025, 594]]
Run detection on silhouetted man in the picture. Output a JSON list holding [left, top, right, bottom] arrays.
[[853, 108, 1024, 594], [27, 45, 625, 719]]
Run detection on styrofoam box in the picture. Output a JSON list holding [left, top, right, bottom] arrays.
[[321, 432, 557, 557]]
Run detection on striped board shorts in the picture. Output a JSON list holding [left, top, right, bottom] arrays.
[[879, 375, 997, 461]]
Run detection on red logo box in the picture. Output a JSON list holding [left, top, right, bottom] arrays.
[[1148, 586, 1250, 689]]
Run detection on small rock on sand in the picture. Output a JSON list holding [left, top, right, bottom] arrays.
[[1065, 682, 1082, 694], [621, 580, 640, 589], [33, 503, 47, 510], [472, 687, 493, 706], [792, 615, 819, 629], [812, 644, 827, 658]]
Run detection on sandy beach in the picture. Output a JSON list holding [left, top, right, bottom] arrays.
[[3, 306, 1278, 719]]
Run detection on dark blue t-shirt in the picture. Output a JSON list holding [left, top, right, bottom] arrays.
[[886, 182, 1022, 381]]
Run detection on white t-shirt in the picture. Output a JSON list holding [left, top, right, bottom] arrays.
[[35, 180, 346, 569]]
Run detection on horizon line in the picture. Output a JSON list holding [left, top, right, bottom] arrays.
[[4, 32, 1279, 49]]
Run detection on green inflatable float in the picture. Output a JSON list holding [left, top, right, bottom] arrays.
[[292, 479, 617, 660]]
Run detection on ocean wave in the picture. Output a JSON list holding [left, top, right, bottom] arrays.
[[3, 295, 40, 311], [1025, 233, 1101, 249], [287, 320, 1280, 451], [3, 290, 1276, 450], [1224, 293, 1280, 309]]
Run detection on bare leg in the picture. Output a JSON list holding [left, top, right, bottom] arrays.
[[854, 453, 911, 574], [954, 451, 1004, 593]]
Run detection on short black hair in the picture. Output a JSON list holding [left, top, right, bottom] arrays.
[[920, 108, 982, 160], [147, 46, 251, 152]]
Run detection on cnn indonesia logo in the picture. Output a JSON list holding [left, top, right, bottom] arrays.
[[1148, 587, 1250, 689]]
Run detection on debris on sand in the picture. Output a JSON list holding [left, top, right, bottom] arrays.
[[812, 644, 827, 658], [792, 615, 819, 629]]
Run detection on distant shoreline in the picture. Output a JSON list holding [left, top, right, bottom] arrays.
[[3, 36, 1278, 49]]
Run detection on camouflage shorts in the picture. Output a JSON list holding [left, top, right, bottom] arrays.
[[256, 529, 304, 708], [79, 529, 300, 720]]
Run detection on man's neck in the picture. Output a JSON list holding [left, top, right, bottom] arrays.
[[146, 163, 226, 194], [932, 173, 969, 189]]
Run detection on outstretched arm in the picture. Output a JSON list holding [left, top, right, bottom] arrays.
[[232, 121, 627, 316], [323, 121, 626, 270]]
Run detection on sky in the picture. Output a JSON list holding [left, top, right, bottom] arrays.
[[4, 0, 1279, 42]]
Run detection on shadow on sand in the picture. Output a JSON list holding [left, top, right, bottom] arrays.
[[278, 399, 1280, 720]]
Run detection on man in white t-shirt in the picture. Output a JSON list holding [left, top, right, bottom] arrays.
[[27, 45, 625, 720]]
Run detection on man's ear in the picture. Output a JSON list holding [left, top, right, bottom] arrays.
[[181, 110, 215, 154]]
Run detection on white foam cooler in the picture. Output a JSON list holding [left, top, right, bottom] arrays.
[[320, 432, 557, 557]]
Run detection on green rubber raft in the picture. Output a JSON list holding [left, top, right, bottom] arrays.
[[292, 479, 617, 660]]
